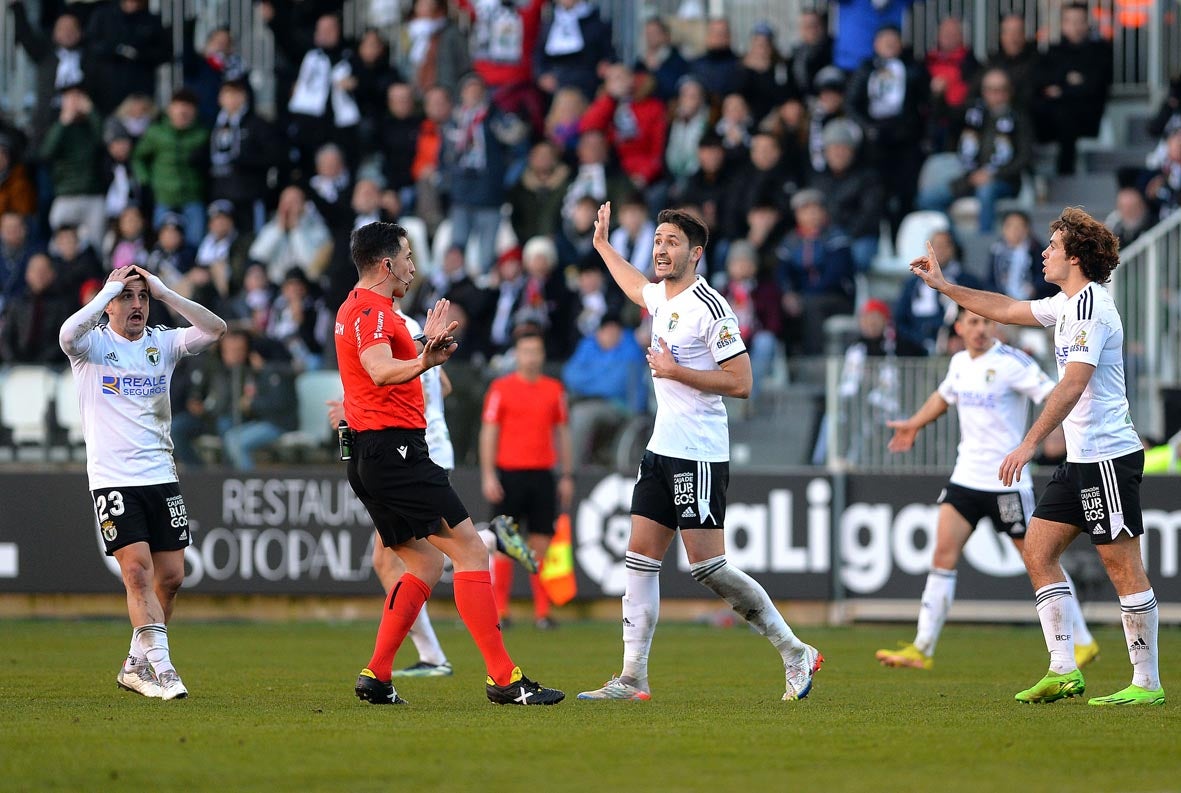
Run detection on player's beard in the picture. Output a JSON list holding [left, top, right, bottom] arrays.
[[661, 250, 695, 284]]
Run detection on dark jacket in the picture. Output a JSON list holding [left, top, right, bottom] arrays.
[[378, 113, 422, 191], [84, 4, 170, 113], [810, 164, 884, 240], [10, 1, 96, 136], [39, 113, 106, 196], [775, 227, 856, 301], [985, 236, 1054, 300], [444, 104, 523, 208], [1035, 37, 1113, 137], [533, 6, 615, 100], [951, 101, 1032, 194], [209, 109, 278, 207], [689, 47, 741, 101], [0, 288, 73, 364], [848, 53, 928, 148]]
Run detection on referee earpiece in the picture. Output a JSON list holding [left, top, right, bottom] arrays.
[[385, 258, 393, 274]]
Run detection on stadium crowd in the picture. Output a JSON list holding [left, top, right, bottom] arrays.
[[0, 0, 1170, 465]]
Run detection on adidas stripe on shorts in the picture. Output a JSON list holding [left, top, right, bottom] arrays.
[[630, 450, 729, 530], [91, 482, 190, 556], [1032, 449, 1144, 545]]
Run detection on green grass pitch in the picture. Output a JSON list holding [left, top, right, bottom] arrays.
[[1, 618, 1178, 792]]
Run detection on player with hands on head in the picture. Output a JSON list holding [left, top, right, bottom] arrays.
[[875, 306, 1098, 671], [909, 208, 1164, 706], [59, 263, 227, 700], [578, 201, 823, 703]]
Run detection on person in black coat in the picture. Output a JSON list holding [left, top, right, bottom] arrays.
[[84, 0, 170, 114], [9, 3, 95, 137], [809, 118, 882, 273], [1032, 3, 1113, 175], [0, 252, 73, 365], [534, 0, 614, 101], [208, 74, 278, 234], [378, 82, 422, 203], [788, 9, 833, 102], [847, 25, 928, 234]]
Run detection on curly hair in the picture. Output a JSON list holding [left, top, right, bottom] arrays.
[[1049, 207, 1120, 283]]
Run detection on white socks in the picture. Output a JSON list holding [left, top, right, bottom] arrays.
[[1034, 582, 1076, 674], [133, 623, 175, 675], [1058, 567, 1094, 646], [913, 568, 956, 656], [690, 555, 804, 664], [1120, 588, 1160, 689], [408, 605, 448, 667], [620, 551, 661, 686]]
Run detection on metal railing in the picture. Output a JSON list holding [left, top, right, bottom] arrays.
[[1109, 206, 1181, 440], [823, 353, 963, 473]]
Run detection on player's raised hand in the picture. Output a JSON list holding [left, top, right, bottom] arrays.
[[886, 419, 918, 453], [106, 265, 142, 287], [909, 240, 949, 292], [422, 298, 451, 338], [646, 336, 678, 379], [998, 441, 1036, 487], [593, 202, 612, 250], [130, 265, 168, 297]]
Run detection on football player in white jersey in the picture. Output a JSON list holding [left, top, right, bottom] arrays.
[[327, 309, 536, 678], [578, 202, 823, 703], [59, 265, 227, 699], [911, 207, 1164, 706], [875, 307, 1098, 670]]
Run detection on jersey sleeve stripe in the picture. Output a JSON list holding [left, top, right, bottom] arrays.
[[692, 285, 725, 320], [1076, 288, 1093, 320], [717, 349, 748, 364], [996, 344, 1034, 365]]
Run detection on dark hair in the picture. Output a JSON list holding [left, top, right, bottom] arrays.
[[350, 221, 408, 276], [656, 209, 709, 250], [1049, 206, 1120, 283], [170, 88, 199, 107], [514, 327, 545, 346], [1001, 208, 1030, 226]]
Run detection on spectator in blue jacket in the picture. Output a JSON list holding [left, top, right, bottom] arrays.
[[776, 189, 855, 355], [833, 0, 916, 72], [689, 17, 742, 103], [561, 312, 648, 466]]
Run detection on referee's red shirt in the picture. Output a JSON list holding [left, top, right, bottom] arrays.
[[335, 289, 426, 431], [481, 373, 567, 470]]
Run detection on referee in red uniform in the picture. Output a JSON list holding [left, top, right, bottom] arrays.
[[480, 330, 574, 628], [337, 221, 562, 706]]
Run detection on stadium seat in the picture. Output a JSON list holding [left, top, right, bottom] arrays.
[[872, 211, 950, 274], [398, 215, 431, 278], [53, 369, 86, 458], [276, 369, 345, 460], [0, 365, 57, 459]]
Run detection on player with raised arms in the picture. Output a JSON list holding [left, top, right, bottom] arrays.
[[910, 207, 1164, 706], [577, 202, 822, 702], [875, 306, 1099, 671], [60, 264, 227, 700]]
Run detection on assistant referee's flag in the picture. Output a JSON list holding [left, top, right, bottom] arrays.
[[540, 513, 577, 606]]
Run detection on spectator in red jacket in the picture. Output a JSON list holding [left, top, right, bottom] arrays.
[[460, 0, 546, 132], [925, 17, 979, 152], [578, 62, 668, 205]]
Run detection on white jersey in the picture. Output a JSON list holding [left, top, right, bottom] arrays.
[[938, 341, 1055, 491], [1030, 283, 1141, 463], [65, 323, 193, 490], [400, 312, 454, 469], [643, 276, 747, 462]]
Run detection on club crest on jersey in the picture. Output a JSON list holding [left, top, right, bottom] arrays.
[[715, 322, 738, 350], [1070, 329, 1088, 352], [146, 346, 161, 366], [668, 312, 679, 331], [100, 519, 117, 542], [985, 368, 996, 383], [101, 376, 120, 395]]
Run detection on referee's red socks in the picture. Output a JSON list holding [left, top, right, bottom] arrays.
[[492, 555, 514, 618], [454, 570, 517, 685], [368, 573, 431, 680]]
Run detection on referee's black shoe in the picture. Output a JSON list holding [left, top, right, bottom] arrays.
[[356, 668, 408, 705], [486, 666, 565, 705]]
